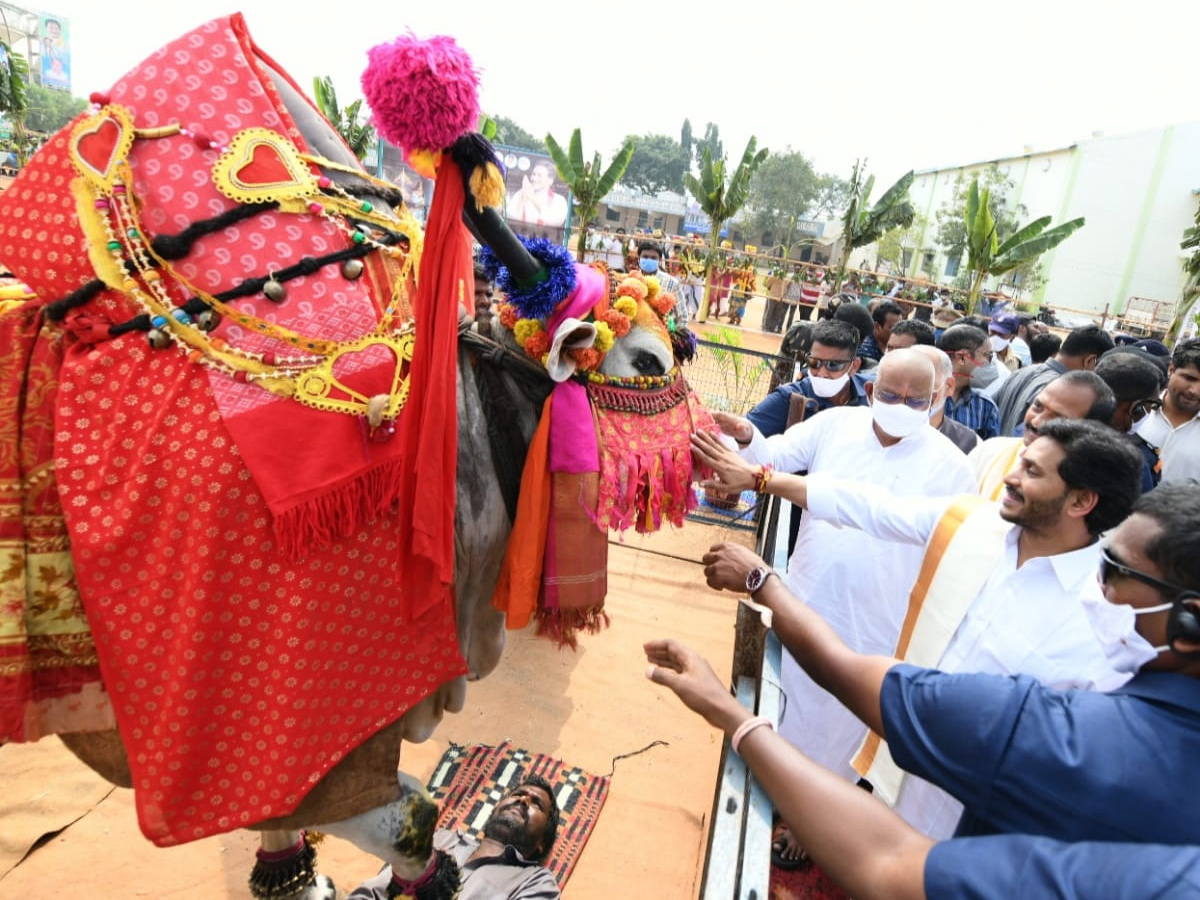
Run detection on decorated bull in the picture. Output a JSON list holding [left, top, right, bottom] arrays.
[[0, 14, 715, 899]]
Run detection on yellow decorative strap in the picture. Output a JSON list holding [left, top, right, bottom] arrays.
[[293, 330, 415, 420]]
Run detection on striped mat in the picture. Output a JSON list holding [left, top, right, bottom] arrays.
[[426, 740, 610, 887]]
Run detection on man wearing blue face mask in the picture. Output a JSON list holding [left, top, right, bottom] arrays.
[[635, 240, 688, 327], [691, 421, 1200, 848]]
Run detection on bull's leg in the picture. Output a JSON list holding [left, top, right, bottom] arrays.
[[313, 772, 461, 899], [248, 830, 336, 900]]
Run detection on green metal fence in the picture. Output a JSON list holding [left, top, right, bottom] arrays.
[[684, 338, 795, 532]]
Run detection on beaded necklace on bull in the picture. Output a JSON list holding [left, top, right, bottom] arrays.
[[68, 102, 427, 435]]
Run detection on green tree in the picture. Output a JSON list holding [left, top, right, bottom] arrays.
[[311, 76, 375, 161], [831, 161, 915, 295], [489, 115, 545, 152], [693, 122, 723, 169], [962, 176, 1084, 313], [545, 128, 634, 262], [875, 213, 930, 275], [811, 173, 851, 219], [620, 132, 688, 194], [23, 82, 85, 134], [743, 148, 820, 255], [0, 40, 31, 165], [684, 137, 768, 320]]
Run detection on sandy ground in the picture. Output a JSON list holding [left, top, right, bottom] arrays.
[[0, 521, 759, 900]]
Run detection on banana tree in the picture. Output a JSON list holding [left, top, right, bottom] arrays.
[[312, 76, 375, 161], [963, 177, 1085, 314], [684, 137, 768, 321], [831, 161, 915, 296], [545, 128, 634, 262]]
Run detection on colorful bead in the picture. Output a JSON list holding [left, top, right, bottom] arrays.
[[308, 202, 323, 214], [151, 315, 168, 328], [171, 309, 193, 325], [318, 176, 332, 189], [359, 201, 373, 213]]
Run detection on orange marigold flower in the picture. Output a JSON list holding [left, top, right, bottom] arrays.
[[572, 347, 603, 371], [498, 303, 519, 329], [525, 331, 551, 358], [651, 292, 676, 316]]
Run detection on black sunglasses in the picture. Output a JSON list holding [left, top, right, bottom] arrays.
[[805, 357, 853, 373], [1098, 546, 1186, 596], [1130, 398, 1162, 423]]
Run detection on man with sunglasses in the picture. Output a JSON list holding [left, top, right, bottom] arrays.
[[692, 434, 1200, 852], [709, 349, 973, 864], [1135, 337, 1200, 485], [744, 320, 870, 438]]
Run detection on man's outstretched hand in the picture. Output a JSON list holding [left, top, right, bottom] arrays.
[[644, 638, 744, 733]]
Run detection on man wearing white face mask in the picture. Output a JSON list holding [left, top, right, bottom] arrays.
[[691, 421, 1175, 846], [987, 313, 1022, 374], [706, 350, 973, 832]]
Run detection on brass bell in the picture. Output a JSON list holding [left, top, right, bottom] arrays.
[[341, 258, 365, 280], [195, 308, 222, 332], [263, 276, 287, 303], [147, 327, 171, 350]]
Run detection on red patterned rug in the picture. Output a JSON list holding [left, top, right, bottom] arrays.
[[426, 741, 610, 888]]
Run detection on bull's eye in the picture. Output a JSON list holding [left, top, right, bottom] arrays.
[[633, 350, 666, 376]]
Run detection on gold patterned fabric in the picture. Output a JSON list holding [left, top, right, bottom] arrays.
[[0, 299, 114, 742]]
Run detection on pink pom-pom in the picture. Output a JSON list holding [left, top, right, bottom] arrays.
[[361, 32, 479, 154]]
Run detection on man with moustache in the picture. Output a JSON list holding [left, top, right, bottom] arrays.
[[349, 776, 561, 899], [969, 370, 1114, 499], [1135, 337, 1200, 484]]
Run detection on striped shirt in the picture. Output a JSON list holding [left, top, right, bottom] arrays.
[[944, 389, 1001, 440]]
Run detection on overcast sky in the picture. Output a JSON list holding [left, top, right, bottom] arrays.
[[42, 0, 1200, 190]]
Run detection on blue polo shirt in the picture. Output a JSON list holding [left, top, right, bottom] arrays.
[[881, 664, 1200, 843], [926, 836, 1200, 899], [746, 374, 870, 437]]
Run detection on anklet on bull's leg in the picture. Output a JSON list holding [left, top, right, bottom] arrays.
[[385, 849, 461, 900], [248, 830, 321, 900]]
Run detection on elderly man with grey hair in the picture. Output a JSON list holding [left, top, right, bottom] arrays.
[[913, 345, 979, 454]]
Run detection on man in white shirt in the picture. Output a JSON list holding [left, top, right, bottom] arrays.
[[692, 417, 1145, 839], [709, 349, 974, 786], [1135, 337, 1200, 484]]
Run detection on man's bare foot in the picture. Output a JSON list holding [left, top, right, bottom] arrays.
[[771, 824, 810, 870]]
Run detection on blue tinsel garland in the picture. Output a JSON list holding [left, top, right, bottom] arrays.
[[479, 236, 576, 321]]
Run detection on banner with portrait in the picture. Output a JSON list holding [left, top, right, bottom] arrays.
[[498, 147, 571, 246], [39, 15, 71, 92]]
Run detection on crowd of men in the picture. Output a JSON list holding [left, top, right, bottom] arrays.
[[460, 258, 1200, 896], [653, 302, 1200, 897]]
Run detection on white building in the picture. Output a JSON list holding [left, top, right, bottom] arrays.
[[896, 122, 1200, 318]]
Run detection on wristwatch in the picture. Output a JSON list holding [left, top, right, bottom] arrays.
[[745, 566, 776, 596]]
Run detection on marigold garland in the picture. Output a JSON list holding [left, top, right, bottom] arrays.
[[497, 268, 683, 377]]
